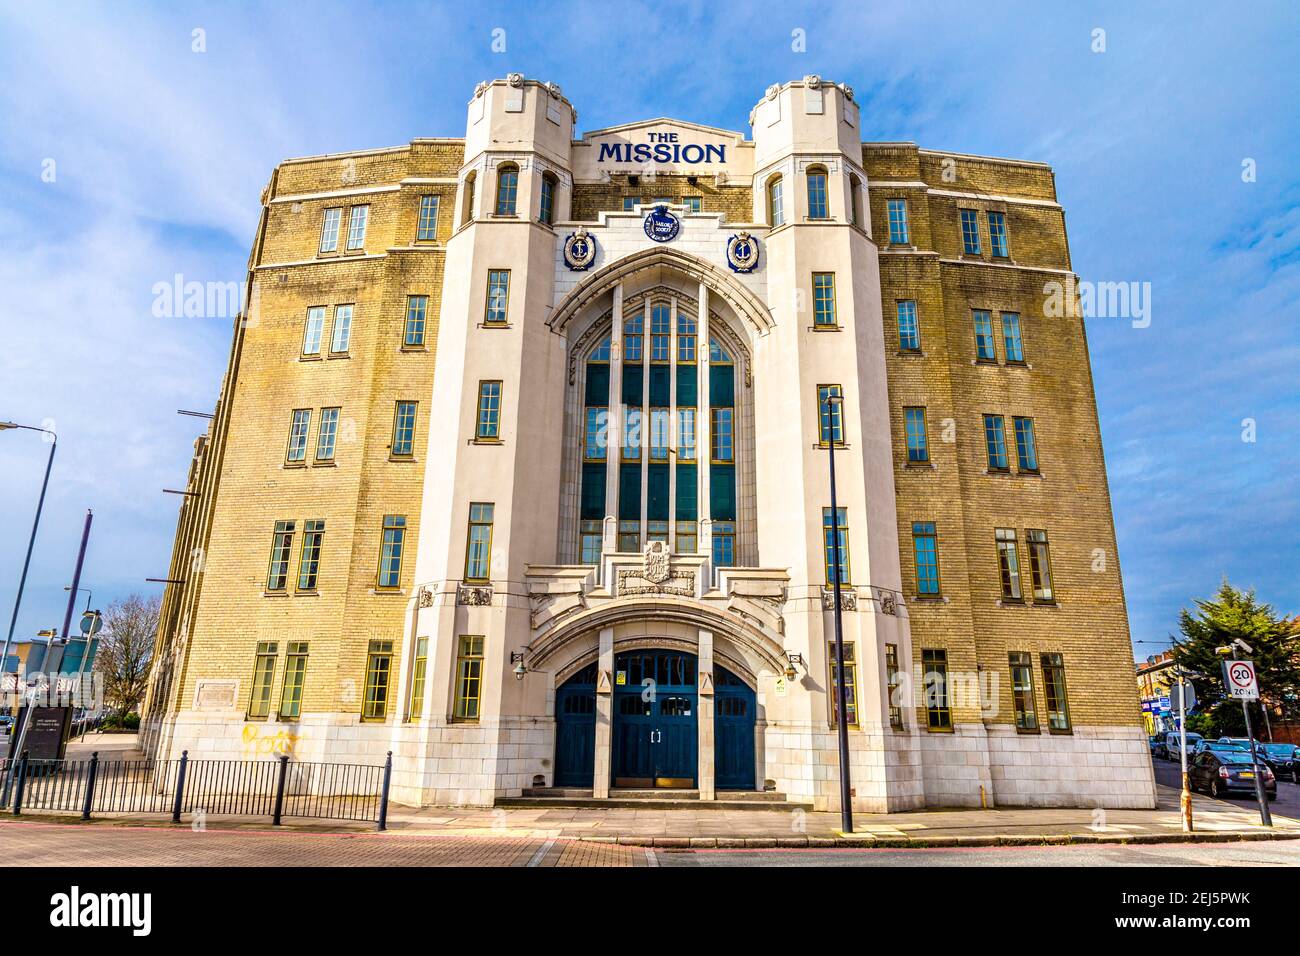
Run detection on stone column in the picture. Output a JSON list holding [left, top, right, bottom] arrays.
[[602, 283, 624, 556], [697, 283, 712, 576], [668, 295, 678, 548], [697, 628, 716, 800], [592, 626, 615, 798], [638, 298, 650, 539]]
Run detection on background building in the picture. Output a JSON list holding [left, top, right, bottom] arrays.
[[142, 75, 1155, 812]]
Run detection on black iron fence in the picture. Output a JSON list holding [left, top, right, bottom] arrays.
[[0, 750, 392, 829]]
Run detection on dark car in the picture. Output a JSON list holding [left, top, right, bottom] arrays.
[[1257, 743, 1300, 782], [1189, 751, 1277, 800], [1149, 735, 1165, 758]]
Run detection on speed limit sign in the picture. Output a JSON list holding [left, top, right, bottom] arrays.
[[1223, 660, 1259, 700]]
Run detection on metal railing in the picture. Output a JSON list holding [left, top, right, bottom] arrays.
[[0, 750, 392, 829]]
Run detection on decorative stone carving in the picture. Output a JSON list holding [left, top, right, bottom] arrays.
[[417, 586, 434, 608], [474, 80, 489, 98], [840, 83, 855, 102], [457, 584, 493, 606], [507, 72, 524, 87], [545, 81, 562, 98], [876, 588, 898, 616], [765, 84, 780, 100], [617, 565, 695, 598], [643, 541, 670, 584], [821, 586, 858, 611], [804, 74, 822, 89]]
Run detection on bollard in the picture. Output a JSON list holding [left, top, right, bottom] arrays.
[[81, 751, 100, 821], [171, 751, 189, 825], [12, 751, 29, 816], [377, 751, 393, 832], [272, 754, 289, 826]]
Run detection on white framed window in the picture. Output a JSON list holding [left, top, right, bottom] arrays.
[[319, 207, 341, 253], [302, 307, 326, 356], [346, 205, 369, 250], [330, 305, 352, 353]]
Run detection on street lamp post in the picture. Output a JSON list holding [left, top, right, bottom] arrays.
[[0, 422, 57, 698], [823, 394, 853, 834]]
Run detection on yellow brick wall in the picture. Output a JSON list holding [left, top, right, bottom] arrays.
[[865, 143, 1140, 732]]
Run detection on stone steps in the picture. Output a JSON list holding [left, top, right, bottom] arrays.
[[498, 788, 813, 811]]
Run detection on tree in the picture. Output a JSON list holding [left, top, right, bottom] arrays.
[[1170, 581, 1299, 738], [94, 594, 160, 718]]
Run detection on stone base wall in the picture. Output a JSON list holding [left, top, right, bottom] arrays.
[[763, 722, 925, 813], [984, 723, 1157, 809]]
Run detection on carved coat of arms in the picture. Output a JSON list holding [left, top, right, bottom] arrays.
[[643, 541, 670, 584]]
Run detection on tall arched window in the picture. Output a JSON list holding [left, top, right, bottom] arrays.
[[495, 164, 519, 216], [806, 165, 829, 219], [848, 173, 862, 227], [539, 172, 557, 225], [767, 175, 785, 227], [461, 170, 477, 226]]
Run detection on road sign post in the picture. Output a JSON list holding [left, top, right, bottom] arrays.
[[1223, 656, 1271, 827], [1173, 675, 1192, 833]]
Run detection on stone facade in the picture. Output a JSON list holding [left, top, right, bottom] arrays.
[[141, 76, 1155, 813]]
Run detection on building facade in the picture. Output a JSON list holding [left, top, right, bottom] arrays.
[[142, 75, 1156, 811]]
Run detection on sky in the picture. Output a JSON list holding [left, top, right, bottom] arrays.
[[0, 1, 1296, 659]]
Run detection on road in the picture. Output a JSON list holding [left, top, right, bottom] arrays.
[[4, 819, 1299, 867], [1151, 752, 1300, 819]]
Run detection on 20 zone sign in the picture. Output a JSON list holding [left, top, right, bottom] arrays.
[[1224, 660, 1259, 700]]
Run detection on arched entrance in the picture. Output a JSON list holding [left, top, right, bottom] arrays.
[[554, 661, 597, 787], [715, 668, 756, 790]]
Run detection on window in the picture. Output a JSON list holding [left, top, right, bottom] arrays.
[[416, 195, 439, 241], [485, 270, 509, 324], [650, 304, 671, 361], [622, 408, 642, 461], [905, 407, 929, 463], [959, 208, 981, 255], [1027, 529, 1054, 603], [822, 507, 850, 586], [897, 300, 920, 352], [676, 407, 696, 461], [885, 644, 903, 729], [806, 166, 829, 219], [315, 407, 339, 462], [330, 304, 352, 353], [476, 381, 502, 440], [362, 640, 393, 720], [988, 211, 1009, 257], [303, 306, 326, 356], [922, 649, 951, 730], [248, 642, 278, 719], [973, 309, 997, 361], [677, 312, 697, 362], [710, 407, 734, 462], [453, 636, 485, 721], [812, 273, 837, 327], [712, 520, 736, 567], [286, 409, 311, 463], [649, 408, 670, 460], [266, 521, 294, 591], [887, 198, 909, 244], [623, 311, 643, 362], [912, 521, 940, 595], [345, 204, 368, 250], [584, 407, 607, 461], [1040, 653, 1071, 732], [623, 196, 638, 212], [1001, 312, 1024, 363], [995, 528, 1022, 600], [319, 208, 342, 253], [828, 640, 858, 727], [495, 164, 518, 216], [848, 174, 862, 226], [407, 636, 428, 721], [984, 414, 1009, 470], [391, 401, 417, 458], [539, 173, 557, 225], [404, 295, 427, 347], [1009, 652, 1038, 731], [296, 519, 324, 591], [684, 196, 702, 213], [1014, 417, 1038, 472], [462, 171, 476, 225], [377, 515, 405, 589], [767, 175, 784, 227], [464, 503, 494, 582], [818, 385, 844, 445], [279, 641, 308, 719], [618, 519, 640, 554], [580, 520, 603, 564]]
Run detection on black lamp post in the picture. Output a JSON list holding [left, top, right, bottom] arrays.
[[824, 394, 853, 833], [0, 421, 57, 694]]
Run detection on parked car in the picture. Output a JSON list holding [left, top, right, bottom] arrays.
[[1149, 735, 1165, 758], [1255, 743, 1300, 782], [0, 714, 12, 736], [1163, 731, 1202, 761], [1189, 750, 1277, 800], [1194, 739, 1248, 757]]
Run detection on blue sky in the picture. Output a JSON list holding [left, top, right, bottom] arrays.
[[1, 1, 1296, 658]]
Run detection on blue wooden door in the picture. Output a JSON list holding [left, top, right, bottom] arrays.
[[554, 663, 597, 787], [714, 666, 756, 790], [612, 650, 698, 788]]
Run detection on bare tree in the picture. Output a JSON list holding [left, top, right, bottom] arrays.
[[95, 594, 160, 717]]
